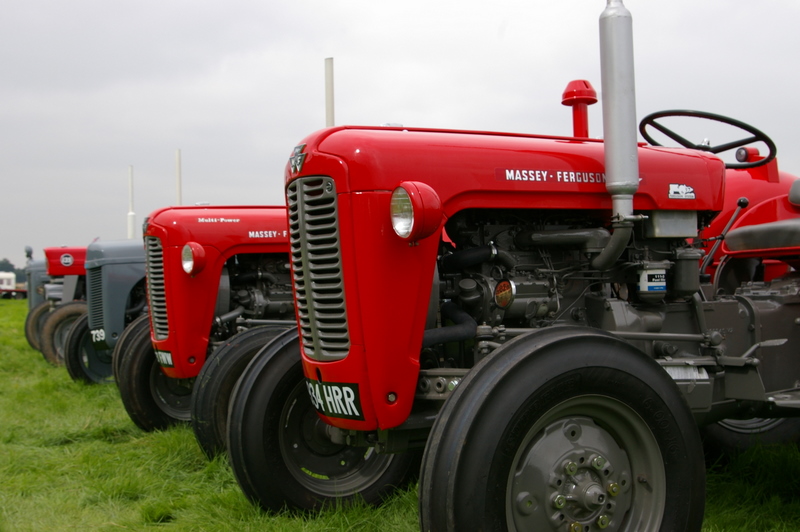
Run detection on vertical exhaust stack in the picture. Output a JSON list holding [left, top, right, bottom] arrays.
[[592, 0, 639, 270], [600, 0, 639, 217]]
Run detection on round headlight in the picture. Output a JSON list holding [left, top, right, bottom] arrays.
[[390, 187, 414, 238], [181, 242, 206, 276], [181, 245, 194, 274], [390, 182, 443, 242]]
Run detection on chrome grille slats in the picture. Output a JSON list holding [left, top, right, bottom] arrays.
[[86, 267, 104, 330], [144, 236, 169, 340], [287, 176, 350, 361]]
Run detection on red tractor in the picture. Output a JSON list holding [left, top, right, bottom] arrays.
[[226, 1, 800, 530], [28, 246, 88, 365], [114, 205, 294, 458], [697, 177, 800, 455]]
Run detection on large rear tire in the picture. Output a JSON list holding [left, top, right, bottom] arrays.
[[713, 256, 760, 295], [24, 301, 51, 351], [228, 329, 419, 512], [419, 327, 705, 532], [40, 301, 87, 366], [112, 314, 150, 384], [117, 318, 192, 431], [191, 324, 290, 459], [64, 313, 114, 384], [702, 417, 800, 458]]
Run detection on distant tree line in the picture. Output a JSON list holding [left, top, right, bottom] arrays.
[[0, 259, 26, 283]]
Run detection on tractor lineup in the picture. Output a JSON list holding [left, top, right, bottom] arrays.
[[25, 245, 88, 365], [15, 1, 800, 530]]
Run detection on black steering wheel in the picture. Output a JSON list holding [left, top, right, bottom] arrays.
[[639, 110, 776, 169]]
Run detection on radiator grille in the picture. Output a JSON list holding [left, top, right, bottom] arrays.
[[287, 176, 350, 361], [86, 267, 104, 330], [145, 236, 169, 340]]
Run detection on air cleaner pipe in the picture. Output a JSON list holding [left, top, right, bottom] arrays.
[[562, 80, 598, 138], [594, 0, 639, 271], [439, 245, 515, 273], [422, 301, 477, 348], [236, 271, 279, 285], [215, 305, 244, 326]]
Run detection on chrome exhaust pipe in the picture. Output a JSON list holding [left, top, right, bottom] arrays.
[[593, 0, 639, 270]]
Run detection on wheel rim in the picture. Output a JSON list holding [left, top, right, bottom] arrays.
[[506, 395, 665, 532], [148, 362, 193, 421], [278, 380, 395, 498], [79, 335, 113, 383], [717, 417, 787, 434]]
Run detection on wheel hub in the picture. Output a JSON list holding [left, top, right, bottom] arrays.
[[278, 381, 397, 496], [299, 406, 346, 457], [149, 363, 193, 420], [509, 417, 633, 531], [569, 475, 606, 511]]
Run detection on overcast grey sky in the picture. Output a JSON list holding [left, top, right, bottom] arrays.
[[2, 1, 799, 269]]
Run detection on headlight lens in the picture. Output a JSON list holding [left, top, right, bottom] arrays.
[[390, 182, 442, 241], [181, 242, 206, 275], [181, 244, 194, 274], [390, 187, 414, 238]]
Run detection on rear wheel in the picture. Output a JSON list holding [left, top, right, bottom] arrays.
[[419, 327, 705, 532], [112, 314, 149, 384], [703, 417, 800, 458], [713, 256, 761, 295], [40, 301, 87, 366], [64, 313, 113, 384], [191, 325, 290, 459], [117, 319, 192, 431], [24, 301, 51, 351], [228, 329, 419, 512]]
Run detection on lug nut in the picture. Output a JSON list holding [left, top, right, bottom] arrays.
[[564, 461, 578, 475], [607, 482, 620, 497], [552, 494, 566, 509], [592, 455, 607, 470], [569, 523, 583, 532], [596, 515, 610, 529]]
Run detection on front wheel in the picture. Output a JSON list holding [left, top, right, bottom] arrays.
[[116, 318, 192, 431], [112, 314, 149, 384], [227, 329, 419, 512], [191, 324, 290, 459], [419, 327, 705, 532], [24, 301, 51, 351], [64, 313, 113, 384], [39, 301, 87, 366]]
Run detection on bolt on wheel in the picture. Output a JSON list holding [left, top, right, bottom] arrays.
[[507, 400, 663, 531]]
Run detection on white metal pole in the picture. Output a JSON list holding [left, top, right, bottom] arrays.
[[325, 57, 335, 127], [127, 165, 136, 239], [176, 148, 182, 206]]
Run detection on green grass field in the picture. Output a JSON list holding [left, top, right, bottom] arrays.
[[0, 299, 798, 531]]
